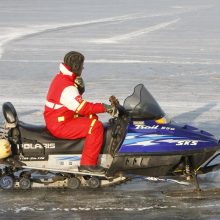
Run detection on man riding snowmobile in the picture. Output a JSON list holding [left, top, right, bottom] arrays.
[[44, 51, 115, 174]]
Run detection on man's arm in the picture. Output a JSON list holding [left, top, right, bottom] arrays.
[[60, 86, 106, 115]]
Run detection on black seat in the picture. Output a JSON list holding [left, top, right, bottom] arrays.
[[18, 121, 111, 155], [18, 121, 85, 155]]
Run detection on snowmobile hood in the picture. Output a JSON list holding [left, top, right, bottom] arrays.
[[123, 84, 165, 120]]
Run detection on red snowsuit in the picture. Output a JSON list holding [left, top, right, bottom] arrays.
[[44, 63, 106, 165]]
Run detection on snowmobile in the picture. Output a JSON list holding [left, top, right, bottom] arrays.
[[0, 84, 219, 190]]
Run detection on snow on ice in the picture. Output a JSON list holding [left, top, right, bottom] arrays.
[[0, 0, 220, 219]]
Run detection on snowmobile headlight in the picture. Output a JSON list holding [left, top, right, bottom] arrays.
[[155, 116, 169, 124], [0, 139, 12, 159]]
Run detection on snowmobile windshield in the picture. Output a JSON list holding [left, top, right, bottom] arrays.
[[123, 84, 165, 120]]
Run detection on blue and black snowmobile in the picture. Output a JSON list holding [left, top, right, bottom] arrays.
[[0, 84, 219, 189]]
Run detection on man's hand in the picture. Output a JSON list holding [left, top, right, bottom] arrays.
[[103, 104, 118, 117], [109, 95, 119, 107], [75, 76, 85, 95]]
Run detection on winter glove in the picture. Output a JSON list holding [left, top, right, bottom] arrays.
[[75, 76, 85, 95], [109, 95, 119, 106], [103, 103, 118, 117]]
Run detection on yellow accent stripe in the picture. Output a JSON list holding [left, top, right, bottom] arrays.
[[88, 119, 97, 134], [195, 166, 201, 172], [76, 100, 86, 113], [58, 116, 65, 122], [155, 117, 167, 124], [89, 114, 93, 119]]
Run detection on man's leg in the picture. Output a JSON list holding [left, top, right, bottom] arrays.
[[80, 120, 104, 165], [55, 117, 104, 167]]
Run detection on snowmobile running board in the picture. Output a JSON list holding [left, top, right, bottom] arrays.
[[21, 166, 106, 177]]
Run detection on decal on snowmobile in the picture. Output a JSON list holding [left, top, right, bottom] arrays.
[[19, 156, 48, 161], [135, 125, 159, 129], [176, 140, 199, 146], [55, 156, 81, 161], [20, 143, 56, 149], [161, 126, 175, 131], [119, 133, 213, 153], [133, 121, 145, 125], [134, 124, 175, 131]]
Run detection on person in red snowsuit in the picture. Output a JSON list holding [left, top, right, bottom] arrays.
[[44, 51, 114, 173]]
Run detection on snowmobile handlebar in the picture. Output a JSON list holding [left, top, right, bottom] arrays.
[[109, 95, 127, 117], [109, 96, 119, 107]]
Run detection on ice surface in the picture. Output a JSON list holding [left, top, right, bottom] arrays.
[[0, 0, 220, 219], [0, 0, 219, 134]]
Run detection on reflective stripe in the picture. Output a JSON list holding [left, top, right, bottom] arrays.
[[89, 114, 93, 119], [46, 101, 63, 110], [88, 119, 97, 134], [76, 100, 86, 113], [58, 116, 65, 122], [73, 114, 79, 118]]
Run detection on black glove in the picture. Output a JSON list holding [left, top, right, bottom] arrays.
[[75, 76, 85, 95], [103, 104, 118, 117]]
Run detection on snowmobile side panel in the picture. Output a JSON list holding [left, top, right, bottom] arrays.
[[119, 120, 219, 154], [106, 154, 182, 176]]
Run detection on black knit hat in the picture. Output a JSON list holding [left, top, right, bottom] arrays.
[[64, 51, 84, 75]]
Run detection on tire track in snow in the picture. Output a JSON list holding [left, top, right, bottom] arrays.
[[0, 13, 148, 59], [90, 18, 180, 44], [5, 203, 220, 214], [2, 57, 220, 65], [0, 3, 213, 58], [86, 58, 220, 65]]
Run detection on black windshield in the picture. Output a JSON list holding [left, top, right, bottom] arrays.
[[123, 84, 165, 120]]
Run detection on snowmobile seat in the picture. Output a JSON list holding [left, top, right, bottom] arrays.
[[16, 121, 111, 156], [17, 121, 85, 155]]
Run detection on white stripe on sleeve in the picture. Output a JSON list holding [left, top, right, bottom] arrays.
[[60, 86, 80, 111]]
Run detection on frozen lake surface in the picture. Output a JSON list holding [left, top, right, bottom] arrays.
[[0, 0, 220, 219]]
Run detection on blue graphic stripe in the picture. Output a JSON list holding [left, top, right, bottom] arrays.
[[119, 142, 217, 153], [123, 134, 187, 145], [56, 156, 81, 161]]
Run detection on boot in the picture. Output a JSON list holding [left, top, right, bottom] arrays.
[[78, 165, 106, 174]]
